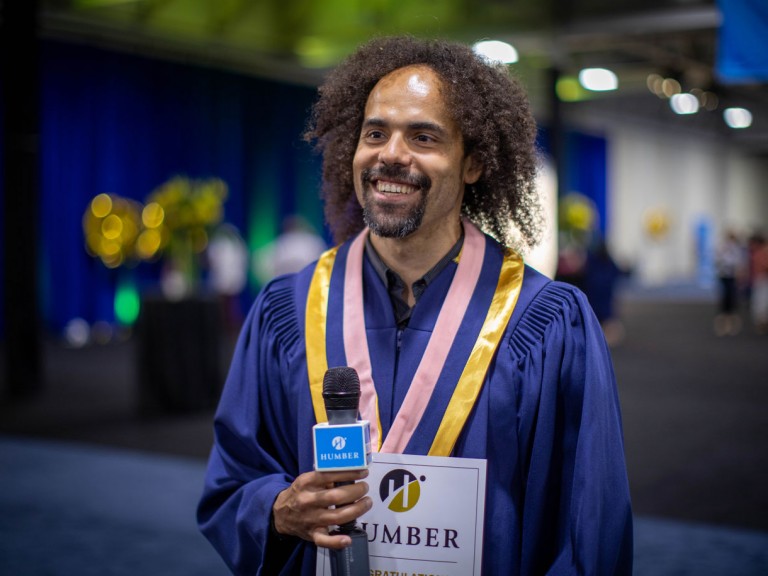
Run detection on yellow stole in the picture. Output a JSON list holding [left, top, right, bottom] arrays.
[[306, 225, 524, 457]]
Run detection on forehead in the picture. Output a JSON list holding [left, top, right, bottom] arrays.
[[364, 65, 452, 119], [373, 64, 443, 94]]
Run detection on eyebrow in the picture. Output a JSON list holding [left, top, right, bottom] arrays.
[[362, 117, 448, 136]]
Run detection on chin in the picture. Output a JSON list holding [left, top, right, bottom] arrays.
[[363, 208, 424, 239]]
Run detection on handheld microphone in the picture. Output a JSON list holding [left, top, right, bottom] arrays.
[[319, 367, 370, 576], [323, 366, 362, 427]]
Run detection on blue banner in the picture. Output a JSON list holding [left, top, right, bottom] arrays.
[[717, 0, 768, 83]]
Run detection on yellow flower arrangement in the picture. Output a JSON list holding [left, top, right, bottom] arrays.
[[83, 176, 228, 294], [557, 192, 599, 252], [643, 207, 671, 241], [83, 193, 143, 269], [559, 192, 598, 234]]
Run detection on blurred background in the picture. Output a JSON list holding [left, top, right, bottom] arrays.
[[1, 0, 767, 574]]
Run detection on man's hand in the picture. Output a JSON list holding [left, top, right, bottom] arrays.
[[272, 469, 372, 550]]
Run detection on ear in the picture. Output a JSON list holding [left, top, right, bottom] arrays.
[[462, 154, 483, 185]]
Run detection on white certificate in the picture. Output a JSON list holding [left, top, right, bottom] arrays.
[[317, 452, 487, 576]]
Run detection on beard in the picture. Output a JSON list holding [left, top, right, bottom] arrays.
[[360, 165, 432, 238]]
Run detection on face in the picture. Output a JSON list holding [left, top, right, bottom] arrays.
[[353, 65, 481, 240]]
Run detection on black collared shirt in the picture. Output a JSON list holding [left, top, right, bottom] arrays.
[[364, 231, 464, 328]]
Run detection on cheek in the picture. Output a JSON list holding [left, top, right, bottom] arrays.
[[434, 162, 466, 189], [352, 147, 368, 177], [351, 156, 365, 200], [353, 143, 375, 167]]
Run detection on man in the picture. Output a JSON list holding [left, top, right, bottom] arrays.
[[198, 36, 633, 575]]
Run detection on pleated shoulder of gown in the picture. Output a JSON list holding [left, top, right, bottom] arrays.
[[507, 279, 590, 361], [252, 272, 305, 360]]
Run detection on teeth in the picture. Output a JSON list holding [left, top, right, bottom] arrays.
[[376, 181, 417, 194]]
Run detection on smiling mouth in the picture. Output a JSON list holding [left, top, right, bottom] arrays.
[[375, 180, 419, 194]]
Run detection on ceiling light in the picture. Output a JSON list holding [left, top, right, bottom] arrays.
[[670, 93, 700, 115], [661, 78, 681, 98], [690, 88, 720, 111], [578, 68, 618, 91], [702, 92, 719, 111], [723, 107, 753, 129], [473, 40, 518, 64], [647, 73, 665, 97]]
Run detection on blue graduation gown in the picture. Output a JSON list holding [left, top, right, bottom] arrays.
[[197, 233, 633, 575]]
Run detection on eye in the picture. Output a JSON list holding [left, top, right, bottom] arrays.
[[364, 129, 386, 141], [414, 133, 437, 145]]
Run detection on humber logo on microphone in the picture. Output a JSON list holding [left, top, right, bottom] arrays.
[[318, 433, 358, 461], [312, 421, 370, 470], [331, 436, 347, 451]]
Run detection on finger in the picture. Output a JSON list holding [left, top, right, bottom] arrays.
[[295, 469, 367, 493], [292, 470, 330, 490], [328, 496, 373, 527], [324, 480, 369, 507], [308, 479, 369, 511], [318, 469, 370, 485], [312, 527, 352, 551], [277, 491, 367, 537]]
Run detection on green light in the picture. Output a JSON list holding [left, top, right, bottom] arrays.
[[114, 279, 140, 325], [556, 77, 589, 102], [295, 36, 343, 69], [247, 185, 277, 254], [248, 149, 279, 289]]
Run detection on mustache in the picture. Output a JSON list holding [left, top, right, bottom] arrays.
[[361, 165, 431, 190]]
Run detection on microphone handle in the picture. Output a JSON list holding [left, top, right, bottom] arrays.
[[326, 407, 358, 426], [329, 526, 370, 576], [326, 439, 369, 575], [323, 391, 369, 575], [333, 479, 356, 532], [327, 405, 361, 532]]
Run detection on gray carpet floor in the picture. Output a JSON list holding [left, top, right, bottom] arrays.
[[0, 437, 230, 576], [3, 435, 768, 576]]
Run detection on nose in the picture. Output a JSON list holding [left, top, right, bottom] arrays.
[[379, 133, 411, 166]]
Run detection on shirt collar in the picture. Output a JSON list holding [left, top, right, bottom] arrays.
[[364, 228, 465, 326]]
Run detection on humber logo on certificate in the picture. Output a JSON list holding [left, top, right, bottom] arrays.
[[317, 453, 487, 576], [378, 468, 422, 513]]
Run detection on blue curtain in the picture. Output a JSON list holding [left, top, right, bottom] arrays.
[[0, 78, 5, 339], [538, 127, 608, 236], [7, 41, 609, 336], [37, 40, 322, 333], [565, 131, 608, 236]]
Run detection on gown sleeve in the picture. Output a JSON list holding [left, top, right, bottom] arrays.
[[196, 274, 307, 575], [509, 279, 633, 575]]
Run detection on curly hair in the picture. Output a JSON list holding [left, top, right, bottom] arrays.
[[304, 35, 543, 251]]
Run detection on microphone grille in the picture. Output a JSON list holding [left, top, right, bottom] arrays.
[[322, 366, 361, 410]]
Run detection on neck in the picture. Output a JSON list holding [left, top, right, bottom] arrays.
[[369, 218, 463, 293]]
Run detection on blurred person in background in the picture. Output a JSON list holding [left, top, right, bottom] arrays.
[[582, 236, 626, 346], [749, 232, 768, 334], [713, 230, 747, 336], [252, 214, 328, 284], [208, 223, 250, 331]]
